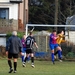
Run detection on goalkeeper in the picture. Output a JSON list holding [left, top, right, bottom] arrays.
[[54, 30, 66, 60]]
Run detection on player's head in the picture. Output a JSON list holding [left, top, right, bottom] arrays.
[[12, 31, 17, 36], [23, 35, 26, 40], [59, 30, 64, 35], [61, 30, 64, 35], [52, 29, 57, 35]]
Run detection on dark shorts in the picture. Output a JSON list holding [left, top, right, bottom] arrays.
[[8, 53, 18, 59], [26, 49, 34, 54]]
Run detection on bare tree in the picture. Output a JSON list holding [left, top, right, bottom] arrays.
[[54, 0, 58, 25], [54, 0, 58, 31]]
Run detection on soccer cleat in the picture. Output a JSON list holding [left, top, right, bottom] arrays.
[[9, 68, 13, 73], [52, 61, 55, 64], [14, 70, 17, 73], [31, 64, 35, 68], [59, 59, 62, 62], [22, 63, 26, 67]]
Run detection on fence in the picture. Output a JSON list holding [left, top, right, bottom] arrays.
[[0, 32, 75, 59], [34, 34, 75, 59], [34, 35, 49, 52], [0, 19, 18, 33]]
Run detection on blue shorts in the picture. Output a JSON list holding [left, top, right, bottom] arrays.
[[49, 44, 58, 50], [22, 47, 26, 53]]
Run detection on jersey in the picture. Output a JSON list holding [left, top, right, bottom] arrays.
[[49, 33, 57, 44], [56, 34, 65, 44], [25, 36, 35, 49]]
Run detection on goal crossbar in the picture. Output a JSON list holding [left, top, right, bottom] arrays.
[[26, 24, 75, 36]]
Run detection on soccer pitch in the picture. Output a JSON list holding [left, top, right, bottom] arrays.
[[0, 59, 75, 75]]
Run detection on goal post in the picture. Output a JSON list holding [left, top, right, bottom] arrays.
[[26, 24, 75, 37]]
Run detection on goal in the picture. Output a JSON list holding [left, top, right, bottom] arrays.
[[25, 24, 75, 58]]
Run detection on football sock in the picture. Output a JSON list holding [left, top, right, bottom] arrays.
[[61, 51, 62, 58], [58, 50, 62, 59], [24, 57, 28, 63], [21, 56, 24, 62], [51, 53, 54, 62], [8, 60, 12, 69], [31, 57, 34, 63], [54, 51, 58, 55], [14, 62, 17, 71]]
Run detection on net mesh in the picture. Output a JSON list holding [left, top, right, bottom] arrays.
[[26, 24, 75, 59]]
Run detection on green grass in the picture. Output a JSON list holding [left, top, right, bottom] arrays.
[[0, 59, 75, 75]]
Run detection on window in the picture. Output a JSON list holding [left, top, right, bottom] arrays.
[[10, 0, 22, 3], [0, 8, 9, 19]]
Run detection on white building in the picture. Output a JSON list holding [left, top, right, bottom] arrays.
[[0, 0, 28, 31], [0, 0, 22, 20], [66, 15, 75, 44]]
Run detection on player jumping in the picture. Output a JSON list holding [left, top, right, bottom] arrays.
[[49, 29, 62, 64]]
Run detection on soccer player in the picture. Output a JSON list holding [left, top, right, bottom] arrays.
[[22, 32, 38, 68], [21, 35, 30, 63], [6, 31, 22, 73], [21, 35, 26, 63], [49, 29, 62, 64], [54, 30, 65, 60]]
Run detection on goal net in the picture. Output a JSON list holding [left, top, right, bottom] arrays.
[[25, 24, 75, 58]]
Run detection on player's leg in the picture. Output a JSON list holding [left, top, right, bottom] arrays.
[[24, 52, 26, 60], [56, 46, 62, 61], [8, 53, 13, 73], [23, 53, 29, 67], [29, 49, 35, 68], [51, 49, 55, 64], [21, 53, 24, 62], [30, 53, 35, 67], [54, 50, 58, 59], [13, 59, 17, 73], [54, 51, 58, 55], [49, 44, 55, 64], [13, 54, 18, 73], [24, 48, 30, 62], [21, 48, 26, 62], [24, 53, 29, 62]]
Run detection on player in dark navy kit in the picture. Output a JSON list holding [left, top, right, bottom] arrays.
[[23, 32, 38, 68]]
